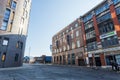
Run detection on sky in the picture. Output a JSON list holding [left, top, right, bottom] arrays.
[[24, 0, 103, 57]]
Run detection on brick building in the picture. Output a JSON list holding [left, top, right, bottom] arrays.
[[0, 0, 32, 67], [52, 0, 120, 67], [52, 19, 86, 66]]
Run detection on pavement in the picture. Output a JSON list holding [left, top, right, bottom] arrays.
[[0, 64, 119, 80]]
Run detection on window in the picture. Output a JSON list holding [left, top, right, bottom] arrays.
[[76, 40, 80, 48], [11, 1, 16, 10], [95, 2, 109, 15], [14, 54, 19, 62], [87, 42, 97, 51], [67, 45, 70, 50], [1, 9, 11, 30], [23, 9, 28, 18], [63, 46, 66, 51], [75, 23, 78, 28], [56, 40, 59, 48], [67, 35, 71, 45], [71, 53, 75, 65], [68, 54, 71, 65], [24, 0, 27, 7], [2, 52, 6, 62], [76, 31, 79, 37], [85, 22, 93, 30], [83, 13, 92, 22], [116, 7, 120, 15], [25, 11, 28, 18], [118, 15, 120, 22], [1, 21, 8, 30], [101, 36, 119, 48], [20, 18, 24, 24], [86, 30, 96, 39], [4, 9, 11, 20], [16, 41, 23, 49], [98, 20, 114, 34], [97, 12, 111, 23], [70, 27, 73, 30], [112, 0, 120, 4], [71, 33, 73, 39], [2, 38, 9, 46], [72, 42, 75, 49], [66, 29, 68, 33]]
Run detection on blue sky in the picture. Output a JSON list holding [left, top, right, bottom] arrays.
[[24, 0, 103, 57]]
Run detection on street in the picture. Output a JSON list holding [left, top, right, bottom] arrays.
[[0, 64, 120, 80]]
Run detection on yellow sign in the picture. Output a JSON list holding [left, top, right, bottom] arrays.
[[2, 55, 5, 62]]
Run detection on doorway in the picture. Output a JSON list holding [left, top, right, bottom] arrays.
[[78, 59, 85, 66], [95, 57, 101, 66]]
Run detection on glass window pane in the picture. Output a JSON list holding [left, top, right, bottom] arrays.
[[1, 21, 8, 30], [4, 9, 10, 20], [11, 1, 16, 10]]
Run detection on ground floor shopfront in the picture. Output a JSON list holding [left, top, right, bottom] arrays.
[[52, 47, 86, 66], [52, 46, 120, 67], [87, 46, 120, 67]]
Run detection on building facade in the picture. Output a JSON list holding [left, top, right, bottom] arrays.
[[81, 0, 120, 67], [52, 19, 86, 66], [0, 0, 31, 67], [52, 0, 120, 67]]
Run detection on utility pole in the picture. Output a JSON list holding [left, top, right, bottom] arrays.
[[29, 46, 31, 63]]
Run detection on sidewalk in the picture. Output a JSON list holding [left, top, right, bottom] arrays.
[[0, 64, 31, 71], [52, 64, 120, 73]]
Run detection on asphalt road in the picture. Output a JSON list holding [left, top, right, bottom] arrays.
[[0, 64, 120, 80]]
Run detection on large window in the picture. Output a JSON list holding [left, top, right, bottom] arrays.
[[84, 22, 93, 30], [1, 21, 8, 30], [97, 12, 111, 23], [95, 2, 109, 15], [83, 13, 92, 22], [101, 36, 119, 48], [4, 9, 11, 20], [87, 42, 98, 51], [98, 21, 114, 35], [112, 0, 120, 4], [1, 9, 11, 30], [86, 30, 96, 40], [11, 1, 16, 10]]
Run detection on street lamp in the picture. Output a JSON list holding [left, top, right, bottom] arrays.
[[29, 46, 31, 64]]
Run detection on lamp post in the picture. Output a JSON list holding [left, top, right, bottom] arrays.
[[29, 46, 31, 63]]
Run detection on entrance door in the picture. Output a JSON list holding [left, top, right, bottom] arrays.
[[89, 57, 93, 66], [78, 59, 85, 66], [95, 57, 101, 66]]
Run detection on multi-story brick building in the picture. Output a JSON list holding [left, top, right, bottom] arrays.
[[52, 19, 86, 66], [52, 0, 120, 67], [81, 0, 120, 68], [0, 0, 31, 67]]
